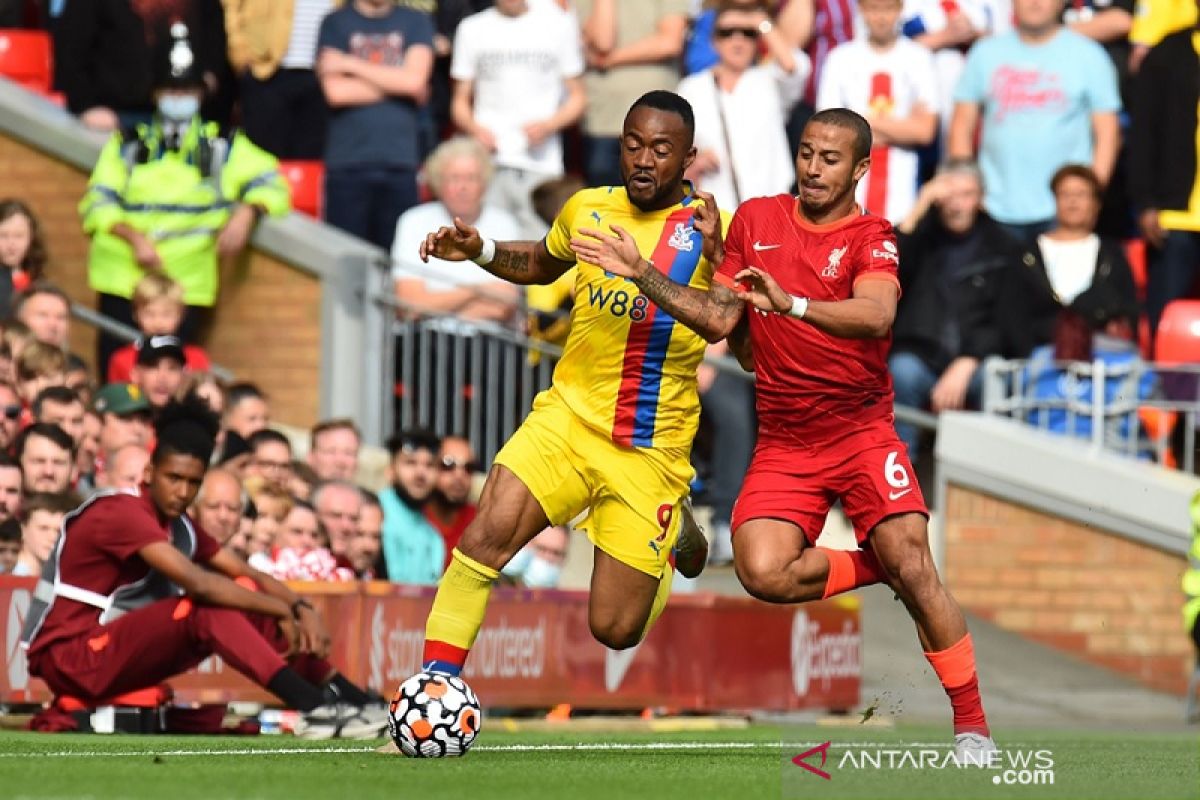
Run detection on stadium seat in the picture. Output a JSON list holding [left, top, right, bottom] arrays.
[[0, 29, 52, 94], [279, 160, 324, 219], [1123, 238, 1147, 302], [1155, 300, 1200, 363]]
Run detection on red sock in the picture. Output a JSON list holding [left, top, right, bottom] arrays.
[[925, 633, 990, 736], [422, 641, 469, 677], [817, 547, 888, 599]]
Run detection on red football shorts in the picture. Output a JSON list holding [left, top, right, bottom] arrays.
[[731, 424, 928, 544]]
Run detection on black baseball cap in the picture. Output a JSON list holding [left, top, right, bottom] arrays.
[[136, 335, 187, 367]]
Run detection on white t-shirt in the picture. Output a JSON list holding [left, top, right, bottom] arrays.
[[816, 36, 940, 224], [391, 201, 522, 292], [451, 5, 585, 175], [1038, 233, 1100, 305], [677, 52, 811, 211]]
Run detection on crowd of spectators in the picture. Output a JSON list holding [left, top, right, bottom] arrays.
[[0, 0, 1194, 577], [0, 194, 561, 586]]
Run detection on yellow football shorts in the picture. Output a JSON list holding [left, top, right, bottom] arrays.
[[494, 388, 694, 578]]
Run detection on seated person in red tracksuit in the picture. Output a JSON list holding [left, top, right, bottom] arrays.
[[20, 395, 385, 739]]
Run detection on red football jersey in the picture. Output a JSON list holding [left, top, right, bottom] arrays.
[[717, 195, 901, 447], [27, 489, 220, 654]]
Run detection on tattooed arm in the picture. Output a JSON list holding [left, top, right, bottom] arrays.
[[419, 218, 573, 285], [629, 259, 745, 343], [569, 224, 745, 343]]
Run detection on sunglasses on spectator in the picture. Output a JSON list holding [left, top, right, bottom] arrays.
[[0, 405, 18, 421], [715, 27, 761, 39], [440, 457, 478, 473]]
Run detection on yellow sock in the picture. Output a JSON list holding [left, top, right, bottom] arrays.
[[422, 549, 499, 675], [640, 566, 674, 641]]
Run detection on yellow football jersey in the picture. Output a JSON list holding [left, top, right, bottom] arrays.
[[543, 185, 729, 449]]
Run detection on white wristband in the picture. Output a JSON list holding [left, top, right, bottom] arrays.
[[472, 238, 496, 266], [787, 295, 809, 319]]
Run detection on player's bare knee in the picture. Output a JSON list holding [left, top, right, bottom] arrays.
[[887, 547, 939, 600], [457, 518, 511, 568], [589, 617, 642, 651], [735, 561, 790, 603]]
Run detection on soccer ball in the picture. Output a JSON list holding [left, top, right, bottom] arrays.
[[388, 671, 482, 758]]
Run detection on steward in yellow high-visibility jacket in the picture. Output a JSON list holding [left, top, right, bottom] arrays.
[[1185, 492, 1200, 721], [79, 21, 291, 367], [80, 117, 290, 308]]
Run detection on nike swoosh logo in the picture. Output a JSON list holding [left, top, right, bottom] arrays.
[[604, 642, 641, 692], [888, 489, 913, 501], [752, 242, 781, 251]]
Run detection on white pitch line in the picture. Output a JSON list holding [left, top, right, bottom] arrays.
[[0, 741, 1005, 759]]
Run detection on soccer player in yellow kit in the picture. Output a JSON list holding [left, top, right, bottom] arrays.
[[415, 91, 728, 677]]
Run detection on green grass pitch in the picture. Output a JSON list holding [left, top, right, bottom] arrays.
[[0, 724, 1195, 800]]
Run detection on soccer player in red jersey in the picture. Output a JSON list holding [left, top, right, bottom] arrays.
[[20, 397, 386, 739], [572, 107, 996, 761]]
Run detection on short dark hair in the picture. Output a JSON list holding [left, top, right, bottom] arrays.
[[15, 422, 75, 460], [14, 281, 70, 318], [1050, 163, 1102, 199], [248, 428, 292, 456], [359, 488, 382, 512], [310, 418, 361, 449], [226, 382, 266, 409], [20, 491, 78, 524], [808, 108, 873, 163], [153, 394, 220, 465], [386, 428, 441, 458], [0, 516, 20, 543], [626, 90, 696, 147], [532, 175, 586, 227], [32, 385, 81, 418]]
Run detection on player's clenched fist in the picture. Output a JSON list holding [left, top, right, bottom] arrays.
[[420, 217, 484, 263], [735, 267, 793, 314]]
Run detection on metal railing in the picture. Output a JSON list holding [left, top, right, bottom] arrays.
[[981, 355, 1200, 471], [373, 254, 939, 465], [69, 302, 235, 382]]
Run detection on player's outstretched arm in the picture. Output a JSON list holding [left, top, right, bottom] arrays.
[[736, 267, 897, 339], [570, 224, 744, 343], [420, 217, 573, 286]]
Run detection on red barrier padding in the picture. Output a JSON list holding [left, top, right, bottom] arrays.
[[0, 577, 861, 712]]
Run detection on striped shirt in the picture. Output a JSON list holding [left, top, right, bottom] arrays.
[[804, 0, 858, 105], [282, 0, 335, 68]]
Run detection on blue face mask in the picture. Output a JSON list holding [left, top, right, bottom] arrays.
[[158, 94, 199, 122], [521, 555, 562, 589]]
